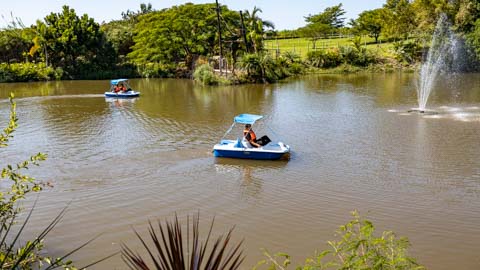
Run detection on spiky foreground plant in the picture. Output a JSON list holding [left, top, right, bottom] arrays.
[[122, 213, 244, 270]]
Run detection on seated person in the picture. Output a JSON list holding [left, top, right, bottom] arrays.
[[113, 85, 120, 93], [243, 124, 271, 148]]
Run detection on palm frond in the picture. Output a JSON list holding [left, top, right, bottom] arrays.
[[122, 213, 244, 270]]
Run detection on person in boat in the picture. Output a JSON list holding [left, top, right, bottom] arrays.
[[119, 83, 127, 92], [243, 124, 271, 148]]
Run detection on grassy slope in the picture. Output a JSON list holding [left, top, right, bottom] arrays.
[[264, 37, 395, 59]]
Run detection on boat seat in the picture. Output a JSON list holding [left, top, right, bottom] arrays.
[[235, 138, 243, 148], [242, 138, 254, 148]]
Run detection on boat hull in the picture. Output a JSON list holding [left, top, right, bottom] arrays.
[[213, 140, 290, 160], [104, 91, 140, 98], [213, 149, 288, 160]]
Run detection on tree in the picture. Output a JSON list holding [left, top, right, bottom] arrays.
[[299, 23, 331, 49], [101, 20, 135, 59], [242, 7, 275, 53], [411, 0, 449, 34], [102, 3, 154, 59], [383, 0, 416, 39], [129, 3, 219, 68], [354, 9, 385, 43], [129, 3, 245, 70], [301, 4, 346, 48], [453, 0, 480, 59], [36, 5, 116, 78], [0, 29, 33, 63], [121, 2, 153, 22], [304, 4, 346, 29]]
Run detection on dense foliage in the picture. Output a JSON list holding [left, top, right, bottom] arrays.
[[0, 1, 480, 83], [35, 6, 116, 79]]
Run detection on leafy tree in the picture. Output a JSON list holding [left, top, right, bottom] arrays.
[[129, 3, 219, 69], [121, 2, 153, 22], [411, 0, 449, 34], [101, 20, 136, 58], [305, 4, 346, 29], [0, 17, 38, 64], [383, 0, 416, 39], [354, 9, 385, 43], [466, 20, 480, 56], [36, 5, 116, 78], [0, 29, 32, 63], [299, 23, 332, 49], [301, 4, 346, 48], [453, 0, 480, 33]]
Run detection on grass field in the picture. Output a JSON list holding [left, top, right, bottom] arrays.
[[264, 37, 395, 58]]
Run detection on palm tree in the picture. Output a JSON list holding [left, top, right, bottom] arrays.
[[243, 7, 275, 53]]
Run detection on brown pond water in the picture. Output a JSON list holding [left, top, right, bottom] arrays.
[[1, 73, 480, 269]]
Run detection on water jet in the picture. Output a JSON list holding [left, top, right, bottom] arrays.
[[415, 14, 459, 113]]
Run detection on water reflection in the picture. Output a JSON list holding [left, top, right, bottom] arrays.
[[2, 74, 480, 270], [214, 158, 289, 200]]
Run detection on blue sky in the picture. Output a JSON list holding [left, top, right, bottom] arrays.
[[0, 0, 385, 30]]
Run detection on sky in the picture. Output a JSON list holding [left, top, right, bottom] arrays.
[[0, 0, 385, 30]]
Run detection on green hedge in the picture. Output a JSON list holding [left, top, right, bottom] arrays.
[[0, 62, 61, 82]]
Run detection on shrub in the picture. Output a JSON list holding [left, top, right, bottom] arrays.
[[137, 62, 177, 78], [0, 62, 59, 82], [256, 211, 424, 270], [306, 49, 342, 68], [237, 52, 301, 83], [193, 64, 218, 85], [393, 40, 423, 64]]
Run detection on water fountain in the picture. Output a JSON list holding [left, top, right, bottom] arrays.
[[413, 14, 459, 113]]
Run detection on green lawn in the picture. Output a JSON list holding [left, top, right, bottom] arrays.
[[264, 37, 395, 59]]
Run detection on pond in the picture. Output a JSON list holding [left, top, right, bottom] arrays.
[[1, 73, 480, 269]]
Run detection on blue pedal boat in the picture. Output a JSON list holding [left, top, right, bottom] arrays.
[[105, 79, 140, 98], [213, 114, 290, 160]]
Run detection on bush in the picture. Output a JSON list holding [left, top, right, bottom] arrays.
[[193, 64, 218, 85], [393, 40, 422, 64], [306, 49, 342, 68], [256, 211, 424, 270], [0, 62, 59, 82], [136, 62, 177, 78], [237, 53, 301, 83], [339, 46, 377, 67]]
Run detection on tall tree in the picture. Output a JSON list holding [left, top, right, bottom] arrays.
[[36, 5, 115, 77], [242, 7, 275, 53], [354, 9, 385, 43], [129, 3, 219, 68], [300, 4, 346, 47], [453, 0, 480, 58], [305, 4, 346, 29], [383, 0, 416, 39]]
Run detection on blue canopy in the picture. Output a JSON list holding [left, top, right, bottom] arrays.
[[110, 79, 129, 85], [234, 114, 263, 124]]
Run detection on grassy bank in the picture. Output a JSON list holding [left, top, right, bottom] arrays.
[[264, 37, 395, 59]]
